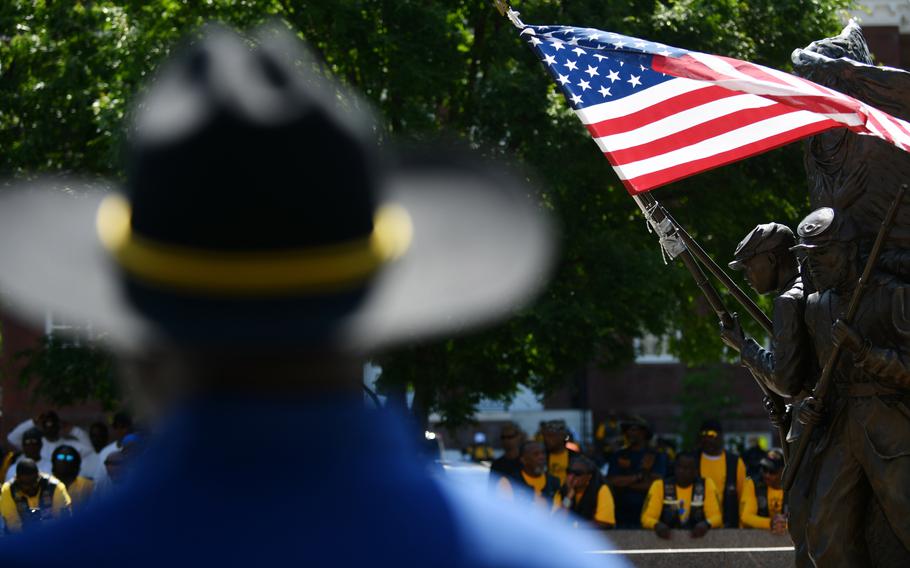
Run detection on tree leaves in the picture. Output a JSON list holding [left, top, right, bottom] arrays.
[[1, 0, 852, 425]]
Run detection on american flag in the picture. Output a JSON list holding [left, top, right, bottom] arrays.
[[521, 24, 910, 194]]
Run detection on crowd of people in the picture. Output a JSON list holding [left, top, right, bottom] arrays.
[[0, 411, 138, 534], [481, 417, 788, 538]]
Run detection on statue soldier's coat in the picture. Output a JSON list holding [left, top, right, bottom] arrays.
[[792, 208, 910, 567]]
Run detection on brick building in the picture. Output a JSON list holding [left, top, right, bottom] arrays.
[[852, 1, 910, 68]]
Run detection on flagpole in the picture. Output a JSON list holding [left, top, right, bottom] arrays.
[[492, 0, 524, 28], [631, 193, 790, 457], [655, 201, 773, 336]]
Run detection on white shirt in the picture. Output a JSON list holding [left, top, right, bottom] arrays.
[[91, 441, 122, 484], [7, 418, 96, 477], [7, 418, 92, 451]]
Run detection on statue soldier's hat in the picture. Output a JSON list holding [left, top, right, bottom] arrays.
[[790, 207, 858, 251], [728, 223, 795, 271], [0, 25, 555, 352]]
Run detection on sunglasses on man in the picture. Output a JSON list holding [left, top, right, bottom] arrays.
[[54, 453, 77, 462]]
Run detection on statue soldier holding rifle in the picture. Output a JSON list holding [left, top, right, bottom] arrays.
[[722, 222, 813, 401], [791, 207, 910, 567], [721, 222, 817, 567]]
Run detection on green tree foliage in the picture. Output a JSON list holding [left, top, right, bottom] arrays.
[[0, 1, 852, 423], [16, 335, 118, 409], [676, 365, 741, 449]]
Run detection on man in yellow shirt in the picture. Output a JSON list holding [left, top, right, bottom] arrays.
[[740, 449, 787, 535], [641, 452, 722, 539], [555, 456, 615, 529], [697, 419, 746, 527], [497, 441, 561, 511], [0, 460, 71, 533], [51, 445, 94, 511]]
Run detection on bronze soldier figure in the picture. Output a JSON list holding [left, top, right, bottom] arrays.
[[722, 222, 812, 398], [793, 208, 910, 566], [722, 222, 816, 567]]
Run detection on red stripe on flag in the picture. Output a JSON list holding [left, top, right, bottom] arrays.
[[584, 85, 736, 137], [711, 55, 793, 87], [657, 54, 869, 118], [605, 104, 800, 165], [652, 53, 719, 82], [620, 119, 843, 194]]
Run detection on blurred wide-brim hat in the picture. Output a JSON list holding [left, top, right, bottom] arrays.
[[0, 25, 555, 353]]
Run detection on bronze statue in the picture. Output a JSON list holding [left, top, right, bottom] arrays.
[[793, 22, 910, 271], [723, 222, 812, 398], [792, 207, 910, 566], [722, 222, 816, 566], [789, 22, 910, 567]]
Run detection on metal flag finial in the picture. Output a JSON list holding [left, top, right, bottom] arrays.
[[492, 1, 525, 29]]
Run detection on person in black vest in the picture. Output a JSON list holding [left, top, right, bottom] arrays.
[[607, 415, 667, 528], [697, 419, 746, 528], [489, 423, 523, 484], [641, 452, 722, 539], [541, 419, 578, 486], [496, 441, 561, 511], [740, 449, 787, 534], [555, 456, 615, 529], [0, 460, 71, 533]]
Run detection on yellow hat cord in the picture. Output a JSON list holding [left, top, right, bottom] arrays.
[[95, 194, 412, 295]]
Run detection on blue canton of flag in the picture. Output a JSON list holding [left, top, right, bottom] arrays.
[[522, 25, 684, 110]]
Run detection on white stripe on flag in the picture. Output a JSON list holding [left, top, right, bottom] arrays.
[[591, 93, 775, 151], [867, 106, 910, 147], [574, 79, 708, 124], [611, 110, 831, 180]]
